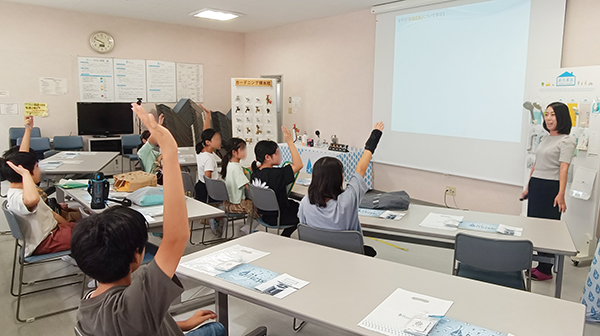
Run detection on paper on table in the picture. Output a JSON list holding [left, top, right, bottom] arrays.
[[134, 205, 164, 217], [570, 166, 597, 200], [359, 208, 386, 217], [217, 263, 279, 290], [380, 211, 406, 220], [419, 213, 463, 231], [39, 161, 63, 170], [78, 152, 98, 155], [358, 288, 454, 336], [61, 160, 84, 164], [255, 273, 309, 299], [497, 224, 523, 237], [296, 178, 312, 186], [178, 245, 270, 276]]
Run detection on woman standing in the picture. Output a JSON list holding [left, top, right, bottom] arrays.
[[522, 102, 576, 281]]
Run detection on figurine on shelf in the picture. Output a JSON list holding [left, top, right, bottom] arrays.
[[245, 107, 250, 114], [266, 94, 272, 105], [266, 107, 271, 114], [235, 106, 241, 113], [256, 125, 262, 135], [255, 106, 260, 113]]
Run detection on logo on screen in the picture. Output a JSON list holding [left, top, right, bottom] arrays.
[[556, 71, 576, 87]]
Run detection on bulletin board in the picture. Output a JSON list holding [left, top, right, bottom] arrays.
[[231, 78, 278, 145]]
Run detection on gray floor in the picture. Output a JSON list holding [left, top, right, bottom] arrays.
[[1, 218, 599, 336]]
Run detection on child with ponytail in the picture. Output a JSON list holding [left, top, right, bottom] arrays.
[[221, 138, 257, 233], [251, 126, 303, 237]]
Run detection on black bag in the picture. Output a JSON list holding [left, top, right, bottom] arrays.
[[360, 191, 410, 210]]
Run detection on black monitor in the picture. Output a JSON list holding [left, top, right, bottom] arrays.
[[77, 102, 134, 136]]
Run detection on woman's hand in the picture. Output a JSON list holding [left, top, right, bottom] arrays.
[[374, 121, 384, 131], [554, 193, 567, 213], [521, 188, 528, 200]]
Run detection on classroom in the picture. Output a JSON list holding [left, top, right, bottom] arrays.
[[0, 0, 599, 335]]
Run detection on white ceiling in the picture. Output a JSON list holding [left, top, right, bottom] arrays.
[[1, 0, 387, 33]]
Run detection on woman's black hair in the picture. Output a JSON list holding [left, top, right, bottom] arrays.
[[544, 102, 572, 135], [251, 140, 279, 171], [195, 128, 219, 154], [221, 138, 246, 179], [308, 157, 344, 207], [71, 206, 148, 284], [0, 147, 38, 183]]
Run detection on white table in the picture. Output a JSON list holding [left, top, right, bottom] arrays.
[[291, 180, 578, 299], [40, 151, 119, 175], [177, 232, 585, 336], [57, 186, 224, 229]]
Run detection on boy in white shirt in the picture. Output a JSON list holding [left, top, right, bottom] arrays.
[[1, 116, 73, 256]]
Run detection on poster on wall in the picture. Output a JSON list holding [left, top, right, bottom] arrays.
[[78, 57, 114, 102], [39, 77, 67, 95], [177, 63, 203, 102], [114, 59, 146, 102], [231, 78, 278, 146], [146, 60, 176, 103]]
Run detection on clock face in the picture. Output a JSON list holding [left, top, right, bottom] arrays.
[[89, 32, 114, 54]]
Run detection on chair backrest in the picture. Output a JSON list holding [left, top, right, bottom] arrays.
[[53, 136, 84, 150], [16, 137, 51, 159], [181, 171, 196, 197], [2, 201, 24, 240], [121, 134, 142, 150], [205, 178, 229, 203], [9, 127, 41, 146], [248, 184, 280, 212], [454, 233, 533, 273], [297, 223, 364, 254]]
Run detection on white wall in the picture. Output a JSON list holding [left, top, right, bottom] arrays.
[[0, 1, 245, 155], [245, 2, 600, 216]]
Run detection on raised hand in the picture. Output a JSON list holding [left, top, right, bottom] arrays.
[[24, 116, 33, 129], [374, 121, 384, 131], [282, 126, 293, 143], [6, 161, 30, 176], [131, 104, 175, 149]]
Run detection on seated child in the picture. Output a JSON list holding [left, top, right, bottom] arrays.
[[250, 126, 303, 237], [0, 116, 73, 256], [71, 103, 225, 336], [137, 114, 164, 174], [298, 122, 384, 257], [220, 138, 258, 232]]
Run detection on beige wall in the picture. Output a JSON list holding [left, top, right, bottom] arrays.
[[0, 2, 245, 154], [245, 2, 600, 216]]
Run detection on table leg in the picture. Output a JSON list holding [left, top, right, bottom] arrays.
[[56, 187, 65, 203], [554, 254, 564, 298], [216, 290, 229, 335]]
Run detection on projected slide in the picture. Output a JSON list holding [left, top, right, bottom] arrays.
[[391, 0, 531, 143]]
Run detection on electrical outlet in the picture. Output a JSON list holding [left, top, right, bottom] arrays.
[[445, 186, 457, 196]]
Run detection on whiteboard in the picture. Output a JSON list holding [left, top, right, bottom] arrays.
[[146, 60, 176, 102], [113, 59, 146, 102], [177, 63, 204, 102], [371, 0, 567, 185]]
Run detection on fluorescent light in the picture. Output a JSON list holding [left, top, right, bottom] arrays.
[[191, 8, 241, 21]]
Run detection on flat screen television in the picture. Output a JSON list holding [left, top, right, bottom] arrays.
[[77, 102, 134, 136]]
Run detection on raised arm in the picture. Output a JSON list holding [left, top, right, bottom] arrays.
[[6, 161, 40, 210], [132, 104, 188, 278], [199, 104, 211, 131], [19, 116, 34, 152], [283, 126, 303, 173], [356, 122, 384, 177]]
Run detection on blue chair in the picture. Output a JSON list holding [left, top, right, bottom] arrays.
[[17, 137, 51, 160], [453, 233, 533, 291], [2, 201, 83, 323], [9, 127, 41, 147], [121, 134, 142, 172], [200, 178, 246, 245], [248, 184, 295, 235], [53, 136, 84, 151]]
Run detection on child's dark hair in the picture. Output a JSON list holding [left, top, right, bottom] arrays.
[[137, 130, 151, 150], [251, 140, 279, 171], [0, 147, 38, 183], [308, 157, 344, 207], [195, 129, 219, 154], [544, 102, 572, 135], [70, 206, 148, 283], [221, 138, 246, 179]]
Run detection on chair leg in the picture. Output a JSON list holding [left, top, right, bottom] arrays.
[[10, 240, 19, 297], [293, 318, 306, 332]]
